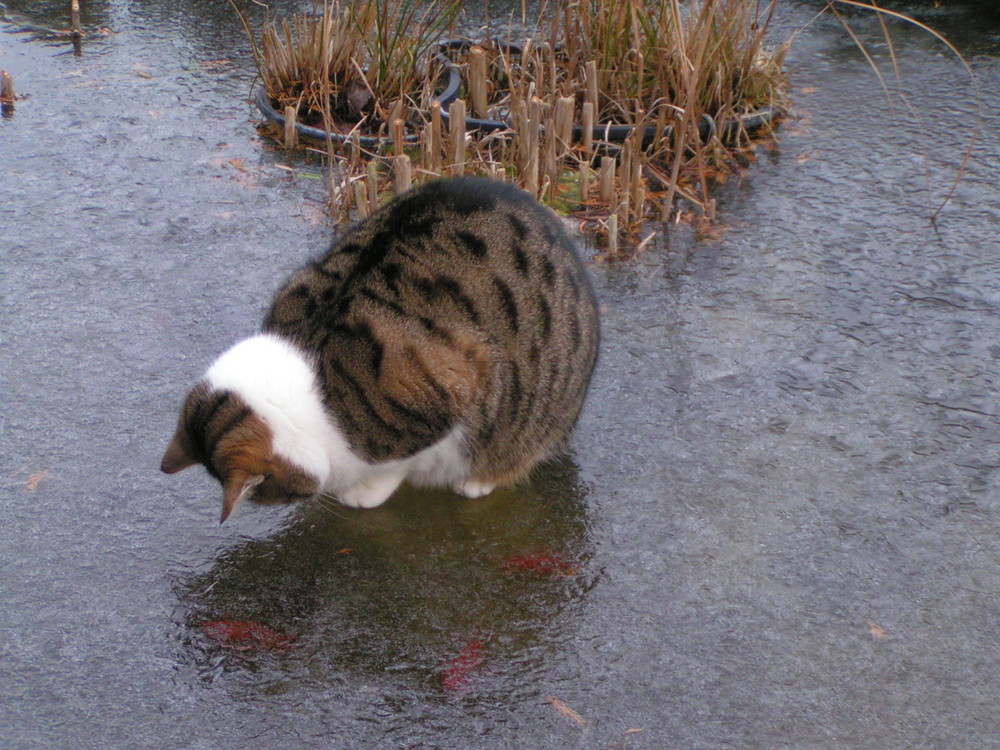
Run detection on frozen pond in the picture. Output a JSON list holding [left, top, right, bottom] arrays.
[[2, 0, 999, 747]]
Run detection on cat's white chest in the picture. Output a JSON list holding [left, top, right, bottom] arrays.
[[327, 426, 473, 508]]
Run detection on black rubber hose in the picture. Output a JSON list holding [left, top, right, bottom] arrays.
[[256, 39, 779, 148], [434, 39, 780, 145], [255, 51, 461, 148]]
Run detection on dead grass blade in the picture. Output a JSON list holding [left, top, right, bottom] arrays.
[[546, 697, 587, 728], [824, 0, 981, 223]]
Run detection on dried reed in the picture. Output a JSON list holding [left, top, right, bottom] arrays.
[[256, 0, 458, 137], [434, 0, 788, 248], [246, 0, 790, 251]]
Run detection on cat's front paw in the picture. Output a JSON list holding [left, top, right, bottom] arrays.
[[455, 479, 496, 499], [340, 473, 404, 508]]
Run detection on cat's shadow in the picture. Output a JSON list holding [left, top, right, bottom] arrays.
[[175, 456, 597, 690]]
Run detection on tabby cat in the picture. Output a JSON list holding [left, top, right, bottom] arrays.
[[161, 176, 599, 521]]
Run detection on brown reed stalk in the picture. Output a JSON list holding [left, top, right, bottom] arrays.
[[576, 105, 593, 155], [394, 154, 412, 194], [283, 106, 298, 148], [349, 131, 362, 170], [448, 98, 466, 175], [543, 100, 558, 200], [366, 161, 380, 215], [555, 96, 574, 153], [393, 118, 405, 155], [468, 46, 489, 119], [429, 100, 443, 174], [0, 70, 15, 114], [238, 0, 970, 253], [70, 0, 81, 35], [584, 60, 598, 111], [524, 96, 541, 197], [599, 156, 615, 203], [353, 180, 370, 218]]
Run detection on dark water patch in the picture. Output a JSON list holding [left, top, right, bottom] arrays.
[[795, 0, 1000, 55], [1, 0, 111, 33]]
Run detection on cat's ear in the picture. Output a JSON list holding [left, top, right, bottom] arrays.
[[220, 472, 265, 524], [161, 432, 198, 474]]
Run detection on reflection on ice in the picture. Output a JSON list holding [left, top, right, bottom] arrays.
[[176, 457, 596, 697]]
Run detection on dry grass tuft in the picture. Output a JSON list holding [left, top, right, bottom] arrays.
[[254, 0, 458, 137], [243, 0, 789, 251], [436, 0, 790, 248]]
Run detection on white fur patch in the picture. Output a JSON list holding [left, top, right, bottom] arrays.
[[205, 334, 345, 486], [203, 333, 475, 508]]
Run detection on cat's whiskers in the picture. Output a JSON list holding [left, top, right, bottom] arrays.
[[314, 492, 350, 519]]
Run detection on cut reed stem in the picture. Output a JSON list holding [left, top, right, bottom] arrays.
[[430, 100, 443, 174], [469, 46, 489, 119], [70, 0, 81, 38], [283, 105, 298, 148], [394, 154, 412, 194], [448, 98, 467, 175], [0, 70, 13, 103]]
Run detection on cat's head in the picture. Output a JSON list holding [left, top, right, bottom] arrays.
[[161, 381, 321, 523]]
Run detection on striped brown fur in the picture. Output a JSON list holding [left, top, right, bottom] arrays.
[[163, 176, 599, 515], [264, 177, 599, 485]]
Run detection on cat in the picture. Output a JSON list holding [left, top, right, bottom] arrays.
[[161, 176, 599, 522]]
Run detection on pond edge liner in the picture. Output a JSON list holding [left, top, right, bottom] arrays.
[[254, 51, 462, 148], [440, 102, 781, 147], [434, 39, 781, 146], [255, 40, 780, 149]]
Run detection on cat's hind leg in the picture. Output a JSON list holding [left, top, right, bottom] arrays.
[[339, 471, 406, 508]]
